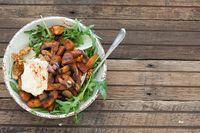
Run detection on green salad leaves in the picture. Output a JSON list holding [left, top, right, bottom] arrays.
[[22, 18, 106, 123]]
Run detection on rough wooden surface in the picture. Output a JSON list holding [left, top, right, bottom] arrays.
[[1, 0, 200, 133]]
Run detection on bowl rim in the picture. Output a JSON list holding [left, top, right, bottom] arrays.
[[3, 16, 107, 119]]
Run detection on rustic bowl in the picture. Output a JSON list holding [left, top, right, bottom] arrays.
[[3, 16, 107, 119]]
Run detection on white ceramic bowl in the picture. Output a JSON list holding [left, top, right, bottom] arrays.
[[3, 16, 107, 119]]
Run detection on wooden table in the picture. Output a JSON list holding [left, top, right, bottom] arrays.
[[1, 0, 200, 132]]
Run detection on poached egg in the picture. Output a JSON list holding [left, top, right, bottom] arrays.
[[21, 58, 48, 96]]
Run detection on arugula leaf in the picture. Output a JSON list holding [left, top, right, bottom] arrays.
[[84, 46, 96, 57], [93, 57, 101, 68], [24, 24, 54, 56], [31, 107, 48, 113], [51, 100, 71, 114], [9, 80, 19, 93], [96, 80, 107, 100], [73, 113, 82, 124], [63, 19, 96, 47]]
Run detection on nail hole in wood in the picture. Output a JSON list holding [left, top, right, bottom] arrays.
[[69, 11, 76, 14]]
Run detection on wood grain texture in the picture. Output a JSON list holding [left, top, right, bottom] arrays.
[[1, 5, 200, 20], [0, 0, 200, 7], [3, 44, 200, 60], [1, 126, 200, 133], [1, 69, 200, 86], [2, 58, 200, 71], [1, 111, 200, 126], [2, 18, 200, 32], [2, 59, 200, 101], [2, 29, 200, 45], [2, 84, 200, 100], [2, 1, 200, 132], [3, 98, 200, 112]]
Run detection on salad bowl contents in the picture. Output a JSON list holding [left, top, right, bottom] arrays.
[[4, 16, 107, 119]]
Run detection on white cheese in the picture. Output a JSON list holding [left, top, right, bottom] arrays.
[[21, 58, 48, 96]]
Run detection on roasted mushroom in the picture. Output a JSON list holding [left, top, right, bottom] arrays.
[[56, 46, 65, 56], [77, 62, 89, 73], [41, 91, 58, 108], [19, 90, 31, 102], [70, 49, 82, 58], [63, 39, 75, 51], [62, 52, 74, 65], [49, 25, 65, 35], [41, 41, 59, 54], [27, 98, 41, 108], [58, 65, 70, 74], [47, 83, 66, 91], [62, 89, 73, 98], [12, 61, 24, 80]]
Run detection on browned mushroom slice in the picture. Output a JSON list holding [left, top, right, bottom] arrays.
[[69, 87, 77, 96], [54, 74, 62, 83], [62, 89, 73, 98], [58, 77, 74, 88], [82, 54, 89, 64], [62, 74, 75, 84], [49, 25, 65, 35], [47, 104, 55, 112], [47, 65, 56, 74], [58, 65, 70, 74], [70, 49, 83, 58], [76, 55, 83, 62], [62, 52, 74, 65], [27, 98, 41, 108], [47, 83, 66, 91], [41, 41, 59, 54], [50, 55, 62, 66], [63, 39, 75, 51], [19, 90, 31, 102], [77, 62, 89, 73], [18, 77, 22, 90], [41, 91, 58, 108], [49, 90, 58, 99], [12, 61, 24, 80], [41, 50, 52, 57], [74, 83, 81, 93], [38, 92, 48, 101], [56, 46, 65, 56], [70, 63, 79, 77], [48, 73, 55, 84]]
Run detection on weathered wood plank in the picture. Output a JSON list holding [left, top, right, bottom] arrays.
[[3, 98, 200, 112], [2, 18, 200, 32], [2, 58, 200, 71], [1, 111, 200, 126], [1, 0, 200, 7], [107, 71, 200, 86], [1, 5, 200, 20], [2, 43, 200, 60], [104, 45, 200, 60], [2, 84, 200, 100], [108, 60, 200, 72], [2, 29, 200, 46], [1, 70, 200, 86], [1, 126, 200, 133]]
